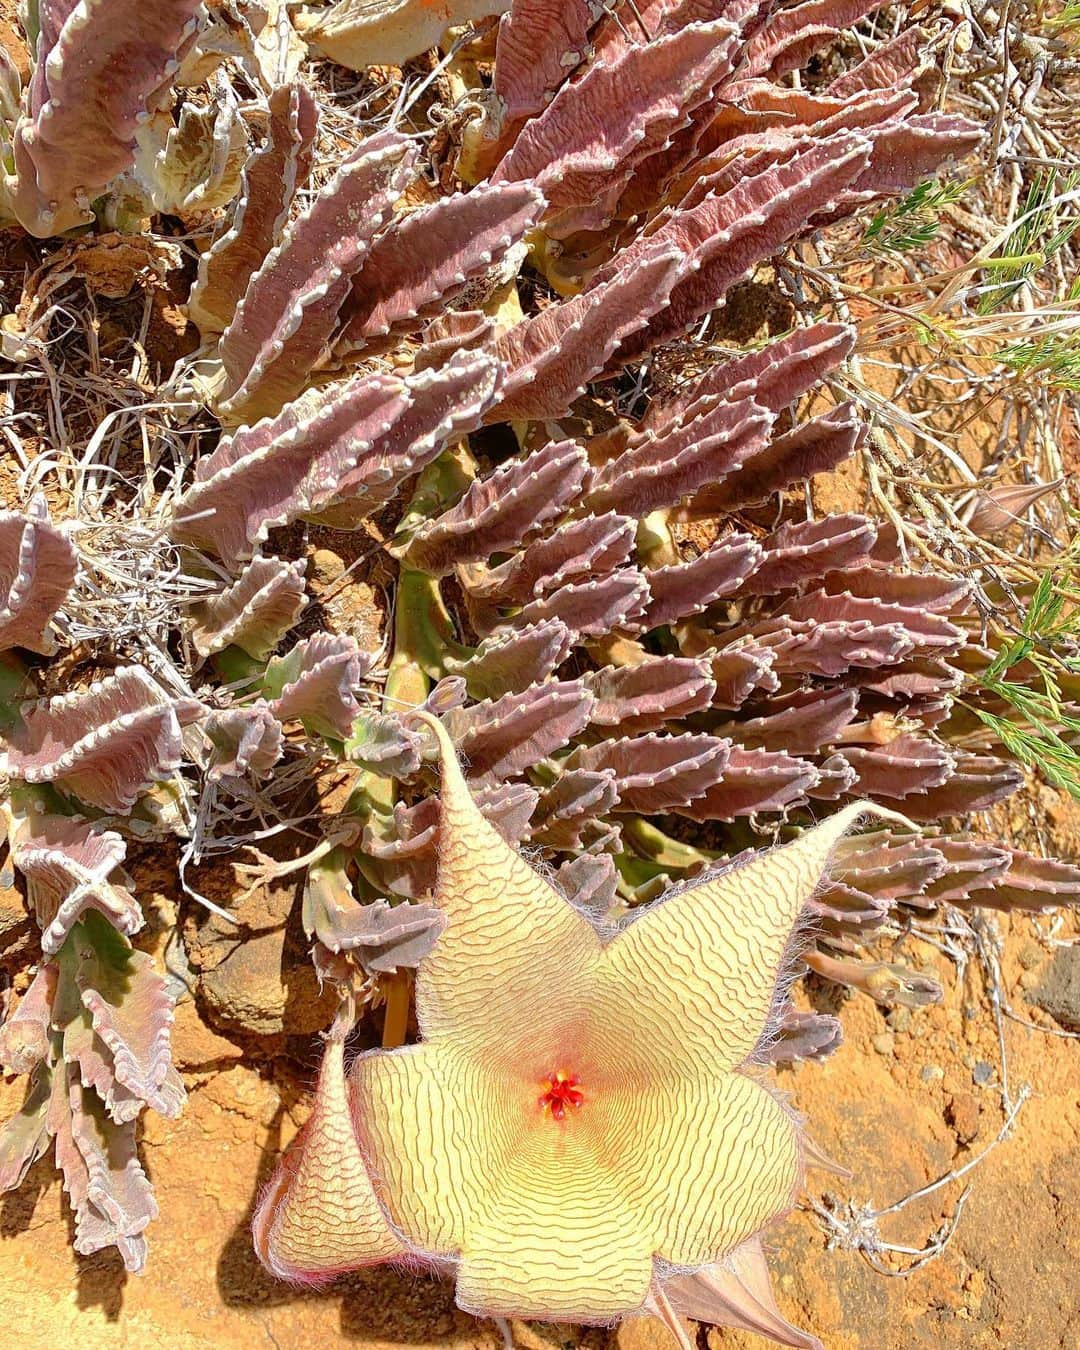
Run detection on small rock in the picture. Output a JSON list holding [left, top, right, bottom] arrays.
[[920, 1064, 944, 1084], [1017, 939, 1043, 971], [0, 879, 35, 969], [170, 1000, 245, 1071], [1018, 968, 1040, 991], [1028, 945, 1080, 1031], [946, 1090, 981, 1143], [198, 927, 337, 1038], [872, 1032, 895, 1056], [972, 1060, 994, 1086], [309, 547, 346, 587], [886, 1007, 912, 1034]]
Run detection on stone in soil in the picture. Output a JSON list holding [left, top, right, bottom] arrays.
[[1028, 945, 1080, 1031]]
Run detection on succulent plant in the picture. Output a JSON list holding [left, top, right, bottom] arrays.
[[0, 525, 185, 1271], [1, 0, 206, 235], [257, 716, 899, 1346], [0, 0, 1076, 1342]]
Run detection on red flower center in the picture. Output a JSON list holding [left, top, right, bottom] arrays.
[[538, 1070, 584, 1120]]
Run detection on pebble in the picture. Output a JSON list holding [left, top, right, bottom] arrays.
[[872, 1032, 895, 1056], [972, 1060, 994, 1085], [946, 1090, 982, 1143], [1017, 939, 1043, 971], [309, 547, 345, 586], [1019, 968, 1040, 990], [920, 1064, 944, 1083], [886, 1007, 912, 1034]]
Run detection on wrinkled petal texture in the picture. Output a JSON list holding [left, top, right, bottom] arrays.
[[340, 722, 867, 1322]]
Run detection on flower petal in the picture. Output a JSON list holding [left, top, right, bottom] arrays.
[[453, 1120, 654, 1323], [413, 714, 601, 1056], [253, 1037, 403, 1283], [665, 1235, 823, 1350], [352, 1041, 522, 1256], [353, 1039, 654, 1321], [595, 802, 901, 1074], [595, 1071, 799, 1268]]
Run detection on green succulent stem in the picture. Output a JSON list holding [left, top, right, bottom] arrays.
[[391, 568, 465, 683], [394, 447, 473, 544], [0, 651, 31, 734], [212, 646, 265, 692], [622, 816, 719, 870], [612, 852, 671, 893]]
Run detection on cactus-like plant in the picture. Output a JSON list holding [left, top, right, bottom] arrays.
[[0, 1, 1076, 1342], [2, 0, 206, 235]]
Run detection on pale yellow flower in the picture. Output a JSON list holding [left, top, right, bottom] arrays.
[[256, 716, 898, 1347]]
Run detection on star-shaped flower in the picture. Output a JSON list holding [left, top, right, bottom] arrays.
[[255, 716, 900, 1347]]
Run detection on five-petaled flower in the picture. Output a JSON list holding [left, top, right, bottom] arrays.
[[255, 715, 898, 1348]]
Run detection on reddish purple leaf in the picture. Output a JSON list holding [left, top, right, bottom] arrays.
[[821, 565, 972, 614], [488, 241, 683, 422], [676, 746, 818, 821], [334, 182, 545, 351], [402, 440, 588, 575], [567, 733, 730, 812], [705, 641, 779, 709], [0, 503, 78, 655], [586, 656, 716, 734], [746, 0, 884, 77], [645, 322, 855, 429], [684, 404, 865, 515], [74, 934, 185, 1122], [12, 0, 204, 235], [847, 114, 982, 199], [506, 567, 651, 640], [205, 703, 284, 781], [828, 27, 929, 99], [721, 689, 858, 754], [639, 534, 763, 629], [896, 753, 1024, 821], [739, 514, 877, 595], [842, 734, 955, 799], [784, 589, 966, 655], [599, 135, 871, 361], [760, 1008, 842, 1064], [0, 964, 57, 1076], [189, 82, 319, 334], [494, 0, 596, 122], [444, 680, 595, 780], [50, 1070, 157, 1272], [806, 752, 857, 800], [414, 311, 495, 373], [532, 769, 621, 849], [449, 621, 574, 699], [920, 839, 1011, 905], [496, 21, 740, 232], [266, 633, 368, 741], [172, 352, 497, 559], [190, 556, 307, 659], [9, 815, 142, 955], [3, 667, 201, 813], [465, 512, 636, 604], [218, 131, 418, 422], [584, 399, 773, 517], [554, 852, 619, 918]]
